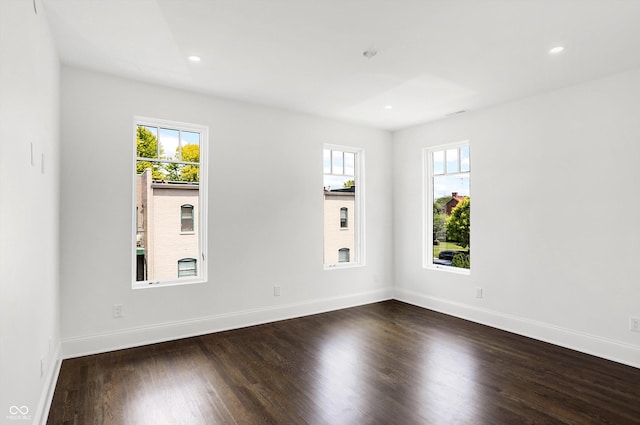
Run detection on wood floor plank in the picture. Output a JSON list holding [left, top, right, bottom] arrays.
[[47, 301, 640, 424]]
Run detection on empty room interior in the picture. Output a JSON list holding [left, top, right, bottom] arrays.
[[2, 0, 640, 424]]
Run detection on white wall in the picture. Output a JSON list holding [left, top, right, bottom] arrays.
[[59, 67, 393, 356], [393, 69, 640, 367], [0, 0, 61, 423]]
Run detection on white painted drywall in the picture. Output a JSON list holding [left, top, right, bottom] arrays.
[[393, 68, 640, 367], [0, 0, 61, 422], [59, 67, 393, 356]]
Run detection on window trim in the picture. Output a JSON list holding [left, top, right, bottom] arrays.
[[423, 141, 470, 275], [132, 116, 208, 289], [323, 144, 365, 270]]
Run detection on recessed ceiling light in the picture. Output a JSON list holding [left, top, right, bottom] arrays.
[[363, 49, 377, 59], [384, 105, 393, 110], [188, 55, 201, 62], [549, 46, 564, 55]]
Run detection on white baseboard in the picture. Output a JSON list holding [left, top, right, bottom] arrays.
[[62, 288, 393, 359], [35, 343, 62, 425], [394, 287, 640, 369]]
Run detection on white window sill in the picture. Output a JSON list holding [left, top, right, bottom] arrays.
[[132, 278, 205, 290], [324, 263, 363, 270], [423, 264, 470, 275]]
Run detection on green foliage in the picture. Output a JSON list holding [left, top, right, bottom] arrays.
[[432, 241, 467, 258], [343, 179, 355, 188], [136, 126, 159, 158], [136, 126, 165, 180], [179, 144, 200, 182], [451, 252, 470, 269], [433, 212, 447, 241], [433, 196, 452, 214], [446, 197, 470, 248], [181, 144, 199, 162]]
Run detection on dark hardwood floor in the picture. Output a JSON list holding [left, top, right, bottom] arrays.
[[47, 301, 640, 424]]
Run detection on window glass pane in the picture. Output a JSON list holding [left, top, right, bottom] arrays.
[[433, 150, 444, 175], [460, 146, 470, 172], [144, 126, 158, 138], [332, 150, 344, 175], [344, 152, 355, 176], [446, 148, 459, 173], [159, 127, 180, 161], [137, 126, 159, 159], [323, 149, 331, 174], [181, 131, 200, 147]]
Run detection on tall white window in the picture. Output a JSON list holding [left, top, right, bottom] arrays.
[[425, 142, 470, 272], [133, 117, 208, 288], [323, 145, 363, 268]]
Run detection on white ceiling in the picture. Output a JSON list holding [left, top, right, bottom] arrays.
[[43, 0, 640, 130]]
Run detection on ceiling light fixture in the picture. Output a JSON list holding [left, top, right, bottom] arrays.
[[363, 49, 377, 59], [549, 46, 564, 55], [188, 55, 201, 62], [384, 105, 393, 110]]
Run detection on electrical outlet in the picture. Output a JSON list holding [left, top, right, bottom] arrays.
[[630, 317, 640, 332], [273, 286, 281, 297], [113, 304, 123, 318], [475, 287, 483, 299]]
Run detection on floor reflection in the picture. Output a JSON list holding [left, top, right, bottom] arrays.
[[313, 327, 366, 424], [418, 332, 480, 424]]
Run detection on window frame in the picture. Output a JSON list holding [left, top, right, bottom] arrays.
[[132, 116, 208, 289], [423, 141, 470, 274], [323, 144, 365, 270]]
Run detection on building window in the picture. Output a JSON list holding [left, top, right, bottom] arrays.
[[340, 207, 348, 228], [323, 145, 363, 267], [425, 142, 470, 271], [178, 258, 197, 277], [181, 204, 194, 232], [133, 117, 208, 287], [338, 248, 350, 263]]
